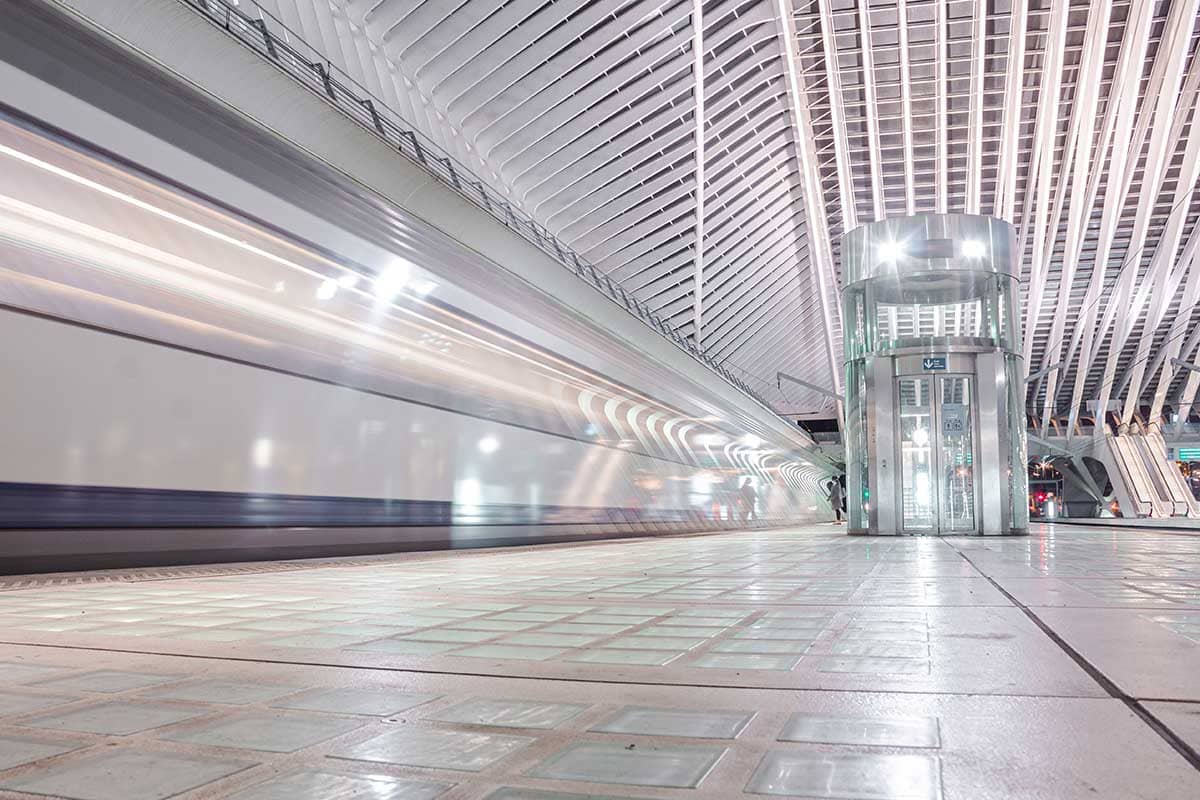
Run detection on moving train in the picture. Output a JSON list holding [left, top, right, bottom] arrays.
[[0, 9, 830, 572]]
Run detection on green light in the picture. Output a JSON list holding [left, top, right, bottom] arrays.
[[1179, 448, 1200, 461]]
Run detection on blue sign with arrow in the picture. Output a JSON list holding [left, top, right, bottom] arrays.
[[922, 356, 947, 371]]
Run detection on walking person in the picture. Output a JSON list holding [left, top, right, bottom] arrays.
[[739, 478, 758, 523], [827, 478, 844, 523]]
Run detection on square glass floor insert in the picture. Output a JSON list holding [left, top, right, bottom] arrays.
[[23, 702, 208, 736], [815, 658, 930, 675], [350, 639, 460, 656], [262, 633, 373, 649], [158, 713, 362, 752], [746, 750, 941, 799], [0, 751, 248, 800], [779, 714, 941, 748], [487, 789, 655, 800], [713, 639, 812, 654], [565, 649, 681, 666], [30, 670, 179, 694], [605, 636, 705, 651], [140, 680, 299, 705], [398, 629, 498, 644], [691, 653, 801, 671], [428, 698, 588, 729], [0, 662, 72, 681], [0, 690, 78, 716], [502, 633, 600, 647], [528, 742, 724, 788], [270, 687, 440, 716], [590, 706, 754, 739], [332, 727, 533, 771], [452, 645, 566, 661], [225, 769, 450, 800], [0, 735, 83, 771], [170, 629, 262, 642]]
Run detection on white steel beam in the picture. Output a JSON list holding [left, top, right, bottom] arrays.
[[994, 0, 1027, 222], [856, 0, 884, 221], [896, 0, 915, 215], [1018, 0, 1069, 365], [965, 0, 986, 214], [1036, 1, 1111, 435], [692, 0, 706, 348], [816, 0, 858, 231], [774, 0, 844, 408], [1120, 58, 1200, 424], [934, 0, 947, 214], [1063, 0, 1155, 437], [1149, 233, 1200, 423], [1093, 0, 1197, 425]]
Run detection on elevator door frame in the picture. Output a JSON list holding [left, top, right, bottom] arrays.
[[895, 372, 981, 535]]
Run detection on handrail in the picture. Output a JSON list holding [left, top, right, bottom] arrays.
[[175, 0, 785, 417]]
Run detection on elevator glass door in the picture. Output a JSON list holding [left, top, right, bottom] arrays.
[[897, 374, 978, 534]]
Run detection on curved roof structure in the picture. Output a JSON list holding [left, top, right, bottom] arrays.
[[251, 0, 1200, 428]]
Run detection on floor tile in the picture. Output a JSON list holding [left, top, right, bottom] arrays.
[[814, 657, 930, 675], [158, 712, 362, 752], [590, 706, 754, 739], [331, 727, 533, 771], [452, 619, 538, 632], [170, 629, 263, 642], [262, 634, 372, 649], [502, 633, 599, 647], [541, 623, 630, 635], [270, 687, 440, 716], [350, 639, 460, 655], [528, 742, 724, 788], [691, 653, 801, 671], [31, 671, 180, 694], [22, 702, 208, 735], [0, 751, 248, 800], [0, 735, 83, 771], [604, 636, 705, 651], [746, 750, 942, 799], [779, 713, 941, 748], [830, 642, 930, 659], [0, 663, 69, 684], [0, 690, 79, 716], [453, 645, 567, 661], [565, 649, 681, 666], [223, 769, 450, 799], [485, 790, 651, 800], [428, 698, 588, 729], [140, 681, 299, 705], [712, 639, 812, 654]]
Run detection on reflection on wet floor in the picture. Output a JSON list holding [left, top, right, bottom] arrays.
[[0, 523, 1197, 798]]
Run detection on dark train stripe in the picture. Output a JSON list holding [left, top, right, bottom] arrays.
[[0, 482, 766, 530]]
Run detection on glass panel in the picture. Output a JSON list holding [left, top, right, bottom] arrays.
[[898, 378, 935, 530], [1006, 354, 1030, 530], [938, 377, 976, 532]]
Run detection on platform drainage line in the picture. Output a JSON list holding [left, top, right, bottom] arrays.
[[953, 547, 1200, 772]]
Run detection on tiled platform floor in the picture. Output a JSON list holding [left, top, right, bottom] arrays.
[[0, 523, 1197, 798]]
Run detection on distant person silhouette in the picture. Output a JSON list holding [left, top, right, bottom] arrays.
[[827, 479, 844, 522], [739, 478, 758, 522]]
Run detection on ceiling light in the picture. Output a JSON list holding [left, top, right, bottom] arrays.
[[740, 433, 762, 448], [877, 240, 904, 263], [961, 239, 986, 258], [337, 273, 360, 289], [477, 435, 500, 455]]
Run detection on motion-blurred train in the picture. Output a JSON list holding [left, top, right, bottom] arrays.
[[0, 7, 830, 572]]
